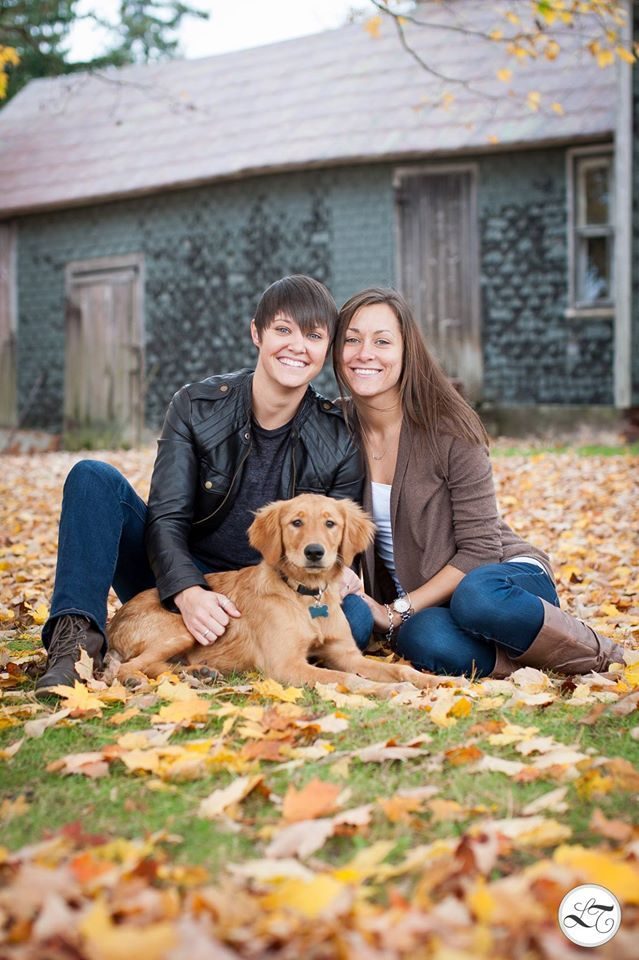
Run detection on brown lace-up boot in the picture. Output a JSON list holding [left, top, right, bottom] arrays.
[[36, 615, 104, 697]]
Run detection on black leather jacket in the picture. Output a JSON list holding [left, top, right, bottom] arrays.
[[146, 369, 363, 603]]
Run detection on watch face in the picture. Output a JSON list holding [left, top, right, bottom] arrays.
[[393, 597, 411, 614]]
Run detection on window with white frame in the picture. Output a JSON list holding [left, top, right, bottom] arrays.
[[571, 151, 614, 309]]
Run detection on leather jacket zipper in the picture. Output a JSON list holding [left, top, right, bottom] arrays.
[[192, 440, 252, 527], [289, 430, 298, 497]]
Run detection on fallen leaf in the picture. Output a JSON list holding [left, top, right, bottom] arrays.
[[198, 775, 264, 820], [24, 708, 71, 738], [251, 678, 303, 702], [282, 778, 342, 822], [589, 807, 633, 842]]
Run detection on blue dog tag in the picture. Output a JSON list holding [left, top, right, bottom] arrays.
[[309, 604, 329, 619]]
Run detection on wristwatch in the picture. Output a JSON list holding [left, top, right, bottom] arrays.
[[392, 595, 413, 623]]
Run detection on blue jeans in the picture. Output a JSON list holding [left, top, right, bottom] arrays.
[[394, 562, 559, 677], [44, 460, 373, 651]]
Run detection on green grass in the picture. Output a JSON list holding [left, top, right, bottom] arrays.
[[492, 442, 639, 457], [2, 684, 637, 877]]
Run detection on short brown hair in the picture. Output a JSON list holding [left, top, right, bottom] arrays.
[[253, 275, 338, 339], [333, 287, 488, 449]]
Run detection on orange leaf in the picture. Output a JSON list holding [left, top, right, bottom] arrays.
[[282, 779, 341, 822]]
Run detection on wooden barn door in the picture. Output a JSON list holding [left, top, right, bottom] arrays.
[[65, 255, 144, 446], [0, 222, 17, 427], [395, 166, 482, 400]]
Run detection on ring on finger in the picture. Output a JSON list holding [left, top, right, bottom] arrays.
[[202, 628, 211, 640]]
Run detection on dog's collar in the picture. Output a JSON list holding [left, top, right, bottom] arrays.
[[281, 574, 327, 599]]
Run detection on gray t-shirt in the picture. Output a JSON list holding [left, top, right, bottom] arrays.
[[192, 417, 292, 573]]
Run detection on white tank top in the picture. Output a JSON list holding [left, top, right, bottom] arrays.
[[370, 482, 403, 593]]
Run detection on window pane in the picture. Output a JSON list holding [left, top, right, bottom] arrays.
[[577, 235, 611, 302], [583, 164, 610, 225]]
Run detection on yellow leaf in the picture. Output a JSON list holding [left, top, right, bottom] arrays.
[[554, 845, 639, 903], [599, 602, 621, 618], [467, 877, 497, 922], [621, 661, 639, 688], [616, 46, 635, 64], [251, 678, 303, 702], [334, 840, 395, 883], [505, 11, 520, 25], [119, 749, 161, 775], [489, 30, 504, 41], [29, 602, 49, 625], [364, 15, 382, 39], [450, 696, 472, 718], [153, 697, 210, 724], [575, 769, 614, 799], [544, 39, 561, 61], [155, 678, 202, 702], [487, 134, 500, 145], [79, 899, 176, 960], [515, 818, 572, 848], [260, 874, 348, 918], [551, 102, 564, 115], [47, 681, 103, 716], [526, 91, 541, 112], [596, 49, 615, 68], [496, 68, 512, 83]]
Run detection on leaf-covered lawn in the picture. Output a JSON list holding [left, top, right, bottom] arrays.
[[1, 446, 638, 959]]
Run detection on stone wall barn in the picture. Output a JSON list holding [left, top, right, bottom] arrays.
[[0, 4, 637, 444]]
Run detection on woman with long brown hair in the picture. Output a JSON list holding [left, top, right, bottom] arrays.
[[333, 287, 625, 678]]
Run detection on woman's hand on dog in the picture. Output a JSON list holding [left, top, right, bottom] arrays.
[[174, 585, 241, 645], [338, 567, 365, 599]]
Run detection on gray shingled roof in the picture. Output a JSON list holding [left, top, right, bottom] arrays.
[[0, 6, 615, 216]]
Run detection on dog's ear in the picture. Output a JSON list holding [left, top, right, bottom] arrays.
[[338, 499, 375, 566], [248, 500, 284, 566]]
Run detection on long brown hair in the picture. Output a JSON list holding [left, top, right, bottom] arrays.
[[333, 287, 488, 448]]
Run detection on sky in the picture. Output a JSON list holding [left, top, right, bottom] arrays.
[[70, 0, 376, 62]]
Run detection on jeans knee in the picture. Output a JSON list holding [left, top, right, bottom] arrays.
[[394, 609, 453, 674], [449, 567, 503, 634], [64, 460, 124, 497]]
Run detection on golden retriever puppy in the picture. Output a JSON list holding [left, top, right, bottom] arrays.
[[107, 494, 436, 690]]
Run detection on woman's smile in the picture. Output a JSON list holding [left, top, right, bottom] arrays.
[[341, 302, 403, 400]]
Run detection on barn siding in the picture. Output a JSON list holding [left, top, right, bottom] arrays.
[[633, 1, 639, 406], [16, 146, 615, 433], [478, 149, 614, 405]]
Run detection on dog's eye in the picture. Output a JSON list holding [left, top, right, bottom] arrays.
[[291, 519, 303, 527], [325, 520, 336, 528]]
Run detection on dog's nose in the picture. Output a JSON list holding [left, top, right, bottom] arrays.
[[304, 543, 325, 563]]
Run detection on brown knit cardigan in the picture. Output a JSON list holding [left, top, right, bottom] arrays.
[[361, 419, 553, 604]]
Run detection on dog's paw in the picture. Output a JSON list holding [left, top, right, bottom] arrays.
[[181, 665, 222, 685], [101, 650, 122, 685]]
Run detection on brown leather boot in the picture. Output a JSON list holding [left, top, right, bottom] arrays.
[[510, 599, 626, 675], [489, 646, 519, 678], [36, 615, 104, 697]]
